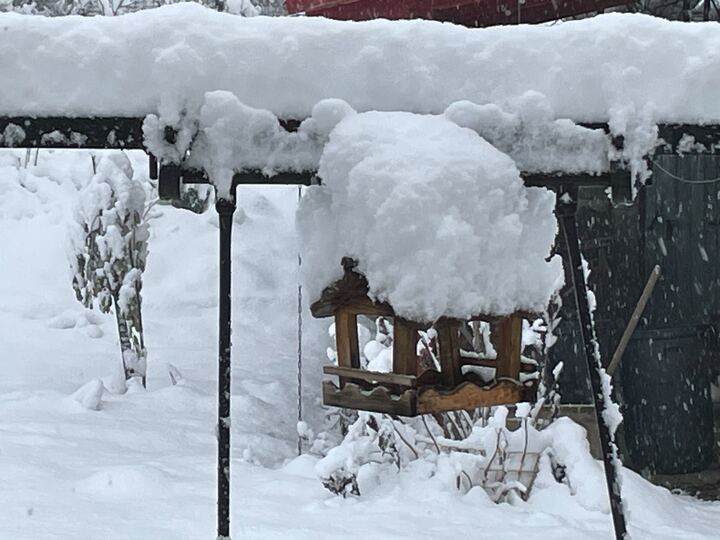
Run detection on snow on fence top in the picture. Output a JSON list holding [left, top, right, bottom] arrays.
[[1, 4, 720, 125], [297, 112, 564, 321]]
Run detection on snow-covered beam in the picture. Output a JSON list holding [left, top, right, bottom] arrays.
[[655, 124, 720, 154], [0, 116, 714, 205], [2, 117, 718, 156], [0, 117, 145, 150]]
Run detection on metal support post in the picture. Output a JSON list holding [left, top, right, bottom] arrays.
[[556, 186, 628, 540], [216, 194, 236, 540]]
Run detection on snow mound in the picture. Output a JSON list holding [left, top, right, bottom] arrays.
[[298, 111, 563, 321], [70, 379, 105, 411], [282, 454, 320, 479], [75, 465, 172, 499], [542, 417, 609, 512], [1, 5, 720, 126]]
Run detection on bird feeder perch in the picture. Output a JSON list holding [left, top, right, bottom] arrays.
[[311, 258, 538, 416]]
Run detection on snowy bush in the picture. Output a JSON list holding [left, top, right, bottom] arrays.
[[315, 406, 561, 503], [315, 412, 417, 497], [69, 153, 150, 389]]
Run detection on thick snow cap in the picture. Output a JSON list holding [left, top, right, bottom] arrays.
[[1, 5, 719, 125], [298, 112, 564, 322]]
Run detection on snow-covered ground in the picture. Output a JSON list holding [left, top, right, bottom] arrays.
[[2, 150, 719, 539]]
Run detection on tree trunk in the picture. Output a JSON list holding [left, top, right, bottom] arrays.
[[112, 294, 146, 387]]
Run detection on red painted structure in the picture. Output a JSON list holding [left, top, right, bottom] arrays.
[[285, 0, 628, 26]]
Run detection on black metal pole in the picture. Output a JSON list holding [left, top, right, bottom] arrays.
[[556, 186, 628, 540], [216, 195, 236, 540]]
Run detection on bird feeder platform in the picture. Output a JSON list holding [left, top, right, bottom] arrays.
[[311, 258, 538, 416]]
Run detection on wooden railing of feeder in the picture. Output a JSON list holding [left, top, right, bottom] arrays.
[[310, 258, 538, 416]]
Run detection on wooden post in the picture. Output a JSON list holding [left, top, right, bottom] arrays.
[[494, 317, 522, 380], [335, 311, 360, 369], [436, 319, 461, 386], [393, 319, 418, 376], [335, 310, 360, 389]]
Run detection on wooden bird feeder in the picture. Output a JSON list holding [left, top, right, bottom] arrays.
[[311, 258, 538, 416]]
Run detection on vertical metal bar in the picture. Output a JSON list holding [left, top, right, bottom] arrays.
[[682, 0, 691, 21], [557, 187, 628, 540], [297, 185, 303, 456], [216, 196, 236, 540]]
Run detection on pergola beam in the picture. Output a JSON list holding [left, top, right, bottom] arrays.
[[2, 116, 719, 156], [0, 116, 146, 149]]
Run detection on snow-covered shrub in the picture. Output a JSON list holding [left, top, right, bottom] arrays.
[[315, 412, 418, 497], [440, 405, 550, 503], [252, 0, 284, 15], [221, 0, 257, 16], [315, 406, 555, 502], [69, 153, 150, 389]]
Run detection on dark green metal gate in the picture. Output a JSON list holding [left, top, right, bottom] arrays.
[[550, 152, 720, 473]]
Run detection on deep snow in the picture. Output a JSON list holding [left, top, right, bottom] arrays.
[[1, 150, 720, 539]]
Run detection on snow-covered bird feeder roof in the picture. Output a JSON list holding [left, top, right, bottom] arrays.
[[298, 111, 564, 322], [1, 5, 720, 126]]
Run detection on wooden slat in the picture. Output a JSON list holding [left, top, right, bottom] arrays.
[[344, 303, 395, 317], [460, 356, 538, 372], [417, 380, 522, 414], [393, 318, 418, 376], [323, 365, 417, 387], [322, 380, 416, 416], [467, 310, 539, 323], [494, 317, 523, 380], [436, 319, 461, 387]]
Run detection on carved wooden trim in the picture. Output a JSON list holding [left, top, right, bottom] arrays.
[[417, 380, 523, 414], [322, 380, 417, 417], [310, 259, 393, 318]]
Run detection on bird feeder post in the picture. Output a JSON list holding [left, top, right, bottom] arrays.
[[556, 184, 628, 540], [393, 318, 420, 376], [494, 317, 523, 380], [436, 319, 461, 386], [215, 192, 236, 540]]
